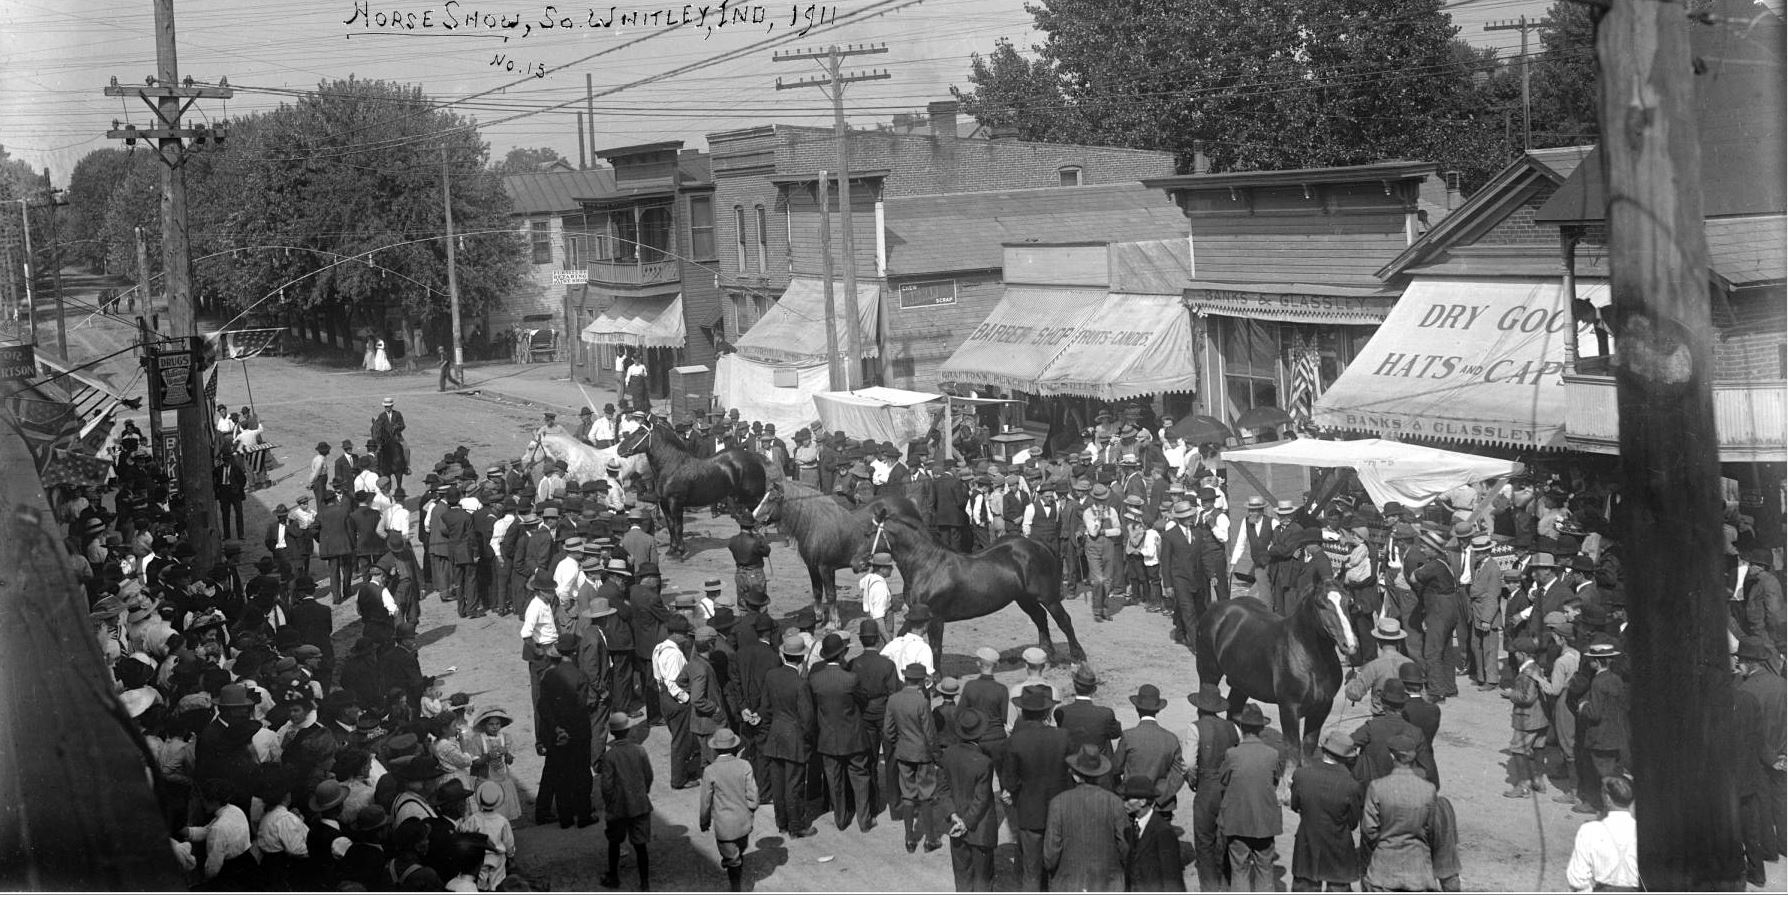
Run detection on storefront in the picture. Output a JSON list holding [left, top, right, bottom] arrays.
[[579, 291, 686, 398]]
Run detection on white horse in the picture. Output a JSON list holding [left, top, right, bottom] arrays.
[[523, 431, 651, 487]]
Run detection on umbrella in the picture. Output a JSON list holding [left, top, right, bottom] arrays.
[[1235, 406, 1293, 431], [1167, 415, 1233, 445]]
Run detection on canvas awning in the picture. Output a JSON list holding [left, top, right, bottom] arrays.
[[1032, 293, 1197, 400], [1224, 437, 1524, 510], [938, 286, 1106, 392], [734, 277, 879, 367], [581, 293, 685, 348], [1312, 277, 1608, 448], [812, 386, 942, 446]]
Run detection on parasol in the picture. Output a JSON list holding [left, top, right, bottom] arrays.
[[1235, 406, 1293, 432], [1167, 414, 1233, 445]]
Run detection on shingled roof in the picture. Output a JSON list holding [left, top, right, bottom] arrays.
[[881, 183, 1186, 277]]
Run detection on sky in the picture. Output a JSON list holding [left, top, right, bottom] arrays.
[[3, 0, 1555, 185]]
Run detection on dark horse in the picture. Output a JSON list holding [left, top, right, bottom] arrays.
[[750, 478, 924, 627], [366, 432, 409, 500], [1196, 581, 1358, 764], [858, 509, 1086, 665], [615, 417, 769, 558]]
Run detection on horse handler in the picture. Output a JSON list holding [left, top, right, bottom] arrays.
[[728, 517, 773, 607]]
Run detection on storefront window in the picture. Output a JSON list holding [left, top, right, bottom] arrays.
[[1220, 318, 1281, 422]]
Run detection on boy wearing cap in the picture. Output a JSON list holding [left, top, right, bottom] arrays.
[[599, 712, 655, 889], [699, 727, 759, 891], [1500, 636, 1551, 798], [1574, 636, 1630, 814]]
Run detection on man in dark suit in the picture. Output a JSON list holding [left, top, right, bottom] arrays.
[[1122, 773, 1186, 891], [1185, 684, 1238, 890], [808, 633, 871, 832], [1350, 679, 1424, 787], [315, 492, 355, 603], [959, 647, 1010, 762], [930, 465, 970, 552], [1214, 703, 1285, 892], [877, 447, 910, 497], [287, 577, 335, 677], [1397, 662, 1443, 786], [438, 496, 479, 618], [1158, 501, 1204, 646], [330, 439, 357, 499], [1001, 684, 1073, 891], [756, 634, 817, 838], [848, 619, 901, 822], [728, 613, 781, 801], [687, 625, 730, 766], [630, 566, 674, 724], [938, 708, 999, 891], [885, 662, 941, 853], [471, 499, 502, 616], [1113, 684, 1186, 815], [263, 504, 300, 586], [1043, 744, 1132, 892], [1054, 666, 1122, 788], [508, 511, 554, 617], [538, 632, 595, 829], [1290, 730, 1364, 891]]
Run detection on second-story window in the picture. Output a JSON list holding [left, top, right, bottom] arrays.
[[639, 206, 672, 264], [754, 205, 768, 273], [690, 195, 716, 261], [734, 206, 748, 271], [530, 220, 552, 265], [563, 235, 581, 268]]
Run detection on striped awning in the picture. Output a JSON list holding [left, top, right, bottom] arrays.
[[1032, 293, 1197, 400], [581, 294, 686, 348], [938, 286, 1106, 392]]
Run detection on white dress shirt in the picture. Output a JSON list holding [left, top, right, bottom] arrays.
[[590, 416, 615, 443], [489, 513, 515, 558], [553, 556, 583, 604], [858, 572, 891, 620], [190, 803, 252, 880], [882, 632, 934, 676], [653, 638, 688, 701], [252, 803, 310, 859], [381, 502, 410, 539], [271, 520, 289, 550], [520, 595, 558, 647], [1565, 809, 1638, 891], [352, 469, 379, 496]]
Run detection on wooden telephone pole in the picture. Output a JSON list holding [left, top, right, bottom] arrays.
[[774, 44, 891, 388], [1597, 0, 1742, 890], [1485, 16, 1550, 149], [104, 0, 232, 569]]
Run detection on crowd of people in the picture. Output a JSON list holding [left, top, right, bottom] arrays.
[[43, 387, 1788, 891]]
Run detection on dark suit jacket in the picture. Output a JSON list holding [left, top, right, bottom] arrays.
[[1043, 782, 1132, 892], [1290, 758, 1363, 884], [288, 599, 334, 664], [1127, 811, 1187, 891], [1402, 698, 1443, 787], [600, 737, 654, 818], [1351, 713, 1424, 787], [931, 476, 969, 527], [759, 664, 815, 761], [1114, 718, 1186, 806], [347, 506, 383, 557], [960, 674, 1010, 738], [937, 741, 998, 847], [728, 636, 780, 719], [439, 507, 476, 565], [1216, 736, 1284, 839], [1055, 698, 1123, 755], [1000, 718, 1073, 831], [1158, 523, 1202, 583], [846, 650, 900, 723], [808, 661, 868, 755], [512, 524, 554, 578], [629, 589, 673, 662], [539, 659, 592, 746], [317, 503, 353, 559], [884, 685, 936, 763], [686, 653, 728, 736]]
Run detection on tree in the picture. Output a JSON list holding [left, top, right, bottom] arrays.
[[1528, 0, 1600, 147], [64, 148, 136, 273], [954, 0, 1511, 183], [494, 146, 569, 175]]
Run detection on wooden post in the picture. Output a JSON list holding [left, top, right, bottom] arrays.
[[0, 426, 184, 889], [1597, 0, 1743, 889]]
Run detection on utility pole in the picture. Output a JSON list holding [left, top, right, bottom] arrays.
[[586, 72, 596, 170], [577, 112, 587, 171], [1597, 0, 1740, 890], [43, 171, 68, 359], [134, 225, 152, 315], [1485, 16, 1549, 149], [774, 43, 891, 388], [104, 0, 232, 570], [15, 199, 36, 345], [815, 173, 842, 390], [441, 144, 464, 385]]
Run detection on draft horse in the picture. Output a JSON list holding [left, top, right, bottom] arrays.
[[521, 432, 650, 487], [1195, 580, 1358, 764], [615, 416, 769, 558], [750, 478, 924, 627], [859, 510, 1086, 665], [367, 427, 409, 500]]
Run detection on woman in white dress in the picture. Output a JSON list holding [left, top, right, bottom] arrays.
[[361, 337, 376, 371], [371, 339, 392, 372]]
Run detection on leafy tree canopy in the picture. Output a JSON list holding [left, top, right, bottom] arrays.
[[494, 146, 570, 175]]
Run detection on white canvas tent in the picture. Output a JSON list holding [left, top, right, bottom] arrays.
[[812, 386, 941, 446], [1223, 438, 1525, 510], [711, 354, 830, 440]]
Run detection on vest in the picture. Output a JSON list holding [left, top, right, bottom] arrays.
[[1193, 714, 1238, 779], [1029, 499, 1062, 546], [1242, 518, 1273, 567]]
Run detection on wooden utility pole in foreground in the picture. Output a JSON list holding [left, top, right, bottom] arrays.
[[816, 173, 842, 391], [1597, 0, 1742, 890], [442, 144, 465, 384]]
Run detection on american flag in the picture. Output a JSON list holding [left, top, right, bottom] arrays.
[[1289, 345, 1322, 428]]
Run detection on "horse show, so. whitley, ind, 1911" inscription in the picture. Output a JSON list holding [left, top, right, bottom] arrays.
[[344, 1, 839, 45]]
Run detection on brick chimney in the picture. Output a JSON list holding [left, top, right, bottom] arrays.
[[927, 100, 959, 144]]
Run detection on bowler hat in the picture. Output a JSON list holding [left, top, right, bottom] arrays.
[[527, 570, 557, 593], [1197, 486, 1217, 502], [635, 561, 660, 578], [819, 632, 848, 661], [1565, 554, 1598, 572], [397, 755, 445, 782], [1188, 684, 1227, 713], [608, 711, 641, 733], [858, 618, 881, 640], [1119, 774, 1158, 800], [1064, 744, 1113, 778], [1321, 731, 1359, 758], [902, 662, 928, 682], [1013, 683, 1055, 712], [904, 604, 932, 624], [1380, 679, 1410, 707], [953, 708, 989, 743], [1071, 665, 1098, 692], [434, 779, 473, 808], [1397, 662, 1425, 687], [309, 778, 349, 812], [1233, 702, 1269, 728], [709, 727, 742, 751], [216, 683, 256, 709], [1129, 684, 1168, 713]]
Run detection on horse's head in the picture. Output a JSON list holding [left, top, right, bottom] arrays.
[[853, 507, 896, 572], [1314, 581, 1359, 658], [615, 421, 650, 457], [750, 479, 785, 525], [521, 436, 545, 468]]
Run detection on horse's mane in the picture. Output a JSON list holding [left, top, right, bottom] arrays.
[[775, 480, 862, 562], [650, 421, 696, 455], [873, 510, 954, 571]]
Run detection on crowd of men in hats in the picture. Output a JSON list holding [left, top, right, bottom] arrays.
[[60, 382, 1788, 891]]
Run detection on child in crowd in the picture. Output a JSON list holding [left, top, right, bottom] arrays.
[[698, 727, 758, 892]]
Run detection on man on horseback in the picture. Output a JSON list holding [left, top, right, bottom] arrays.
[[371, 398, 410, 500]]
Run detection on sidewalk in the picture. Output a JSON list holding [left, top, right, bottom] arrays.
[[457, 362, 662, 418]]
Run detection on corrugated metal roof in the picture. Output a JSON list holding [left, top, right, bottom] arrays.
[[881, 183, 1186, 276], [1707, 214, 1787, 286], [504, 169, 616, 216]]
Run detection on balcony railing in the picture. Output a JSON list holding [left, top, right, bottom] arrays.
[[588, 258, 680, 286], [1563, 372, 1786, 461]]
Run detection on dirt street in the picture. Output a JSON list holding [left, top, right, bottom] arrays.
[[56, 301, 1786, 891]]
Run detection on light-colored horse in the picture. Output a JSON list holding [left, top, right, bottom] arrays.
[[522, 432, 651, 487]]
